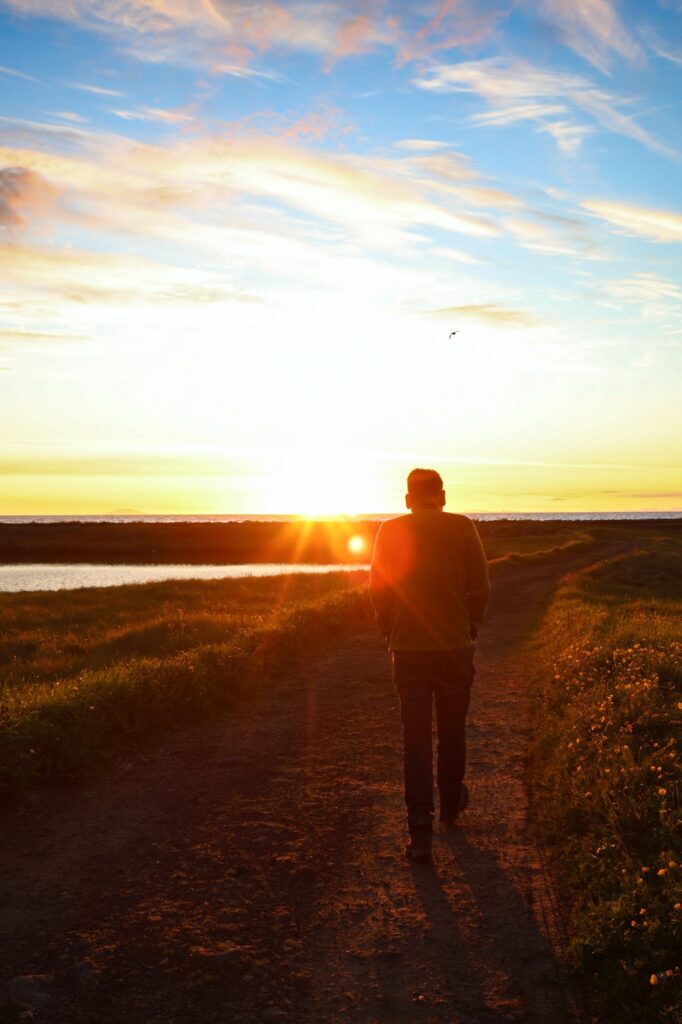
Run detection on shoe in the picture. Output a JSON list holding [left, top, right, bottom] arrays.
[[405, 834, 432, 862], [439, 782, 469, 825]]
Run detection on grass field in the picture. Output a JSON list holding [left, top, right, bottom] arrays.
[[530, 535, 681, 1024], [0, 571, 370, 798], [0, 521, 597, 798]]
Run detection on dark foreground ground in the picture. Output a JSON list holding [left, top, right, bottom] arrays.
[[0, 550, 605, 1024]]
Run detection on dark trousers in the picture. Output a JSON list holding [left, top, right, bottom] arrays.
[[393, 648, 474, 835]]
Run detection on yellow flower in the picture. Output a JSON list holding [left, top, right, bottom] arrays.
[[668, 861, 677, 869], [658, 788, 667, 796], [657, 868, 667, 876], [650, 974, 658, 986], [674, 903, 681, 910]]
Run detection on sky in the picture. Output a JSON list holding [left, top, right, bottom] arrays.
[[0, 0, 681, 515]]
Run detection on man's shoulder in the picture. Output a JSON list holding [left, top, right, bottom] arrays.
[[442, 511, 472, 524], [376, 513, 411, 535], [441, 511, 477, 533], [380, 512, 474, 528]]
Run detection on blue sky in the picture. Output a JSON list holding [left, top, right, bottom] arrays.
[[0, 0, 681, 513]]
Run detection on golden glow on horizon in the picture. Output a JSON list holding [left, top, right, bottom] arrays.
[[262, 454, 383, 517], [347, 534, 366, 554]]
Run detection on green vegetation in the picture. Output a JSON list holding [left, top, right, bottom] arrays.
[[486, 528, 594, 566], [0, 523, 599, 800], [0, 572, 370, 798], [530, 537, 682, 1023]]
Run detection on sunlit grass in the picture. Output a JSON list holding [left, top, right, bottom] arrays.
[[530, 536, 681, 1023], [0, 572, 367, 692], [0, 572, 370, 797]]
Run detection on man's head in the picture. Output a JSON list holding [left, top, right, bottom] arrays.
[[405, 468, 445, 511]]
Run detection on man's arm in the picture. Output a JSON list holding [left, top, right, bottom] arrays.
[[465, 519, 491, 639], [369, 524, 394, 644]]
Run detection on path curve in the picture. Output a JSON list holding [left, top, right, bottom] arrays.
[[0, 556, 595, 1023]]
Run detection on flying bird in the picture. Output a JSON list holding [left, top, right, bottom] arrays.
[[448, 330, 459, 339]]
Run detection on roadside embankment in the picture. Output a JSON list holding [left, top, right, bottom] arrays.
[[529, 536, 682, 1024]]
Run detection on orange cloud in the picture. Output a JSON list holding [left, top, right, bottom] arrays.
[[0, 166, 56, 230], [3, 0, 396, 72], [396, 0, 505, 64]]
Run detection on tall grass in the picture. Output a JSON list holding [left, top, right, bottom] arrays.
[[0, 571, 368, 691], [0, 572, 370, 798], [530, 537, 681, 1023]]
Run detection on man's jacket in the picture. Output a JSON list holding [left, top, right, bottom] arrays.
[[369, 509, 490, 652]]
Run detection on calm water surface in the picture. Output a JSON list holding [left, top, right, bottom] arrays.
[[0, 563, 369, 593]]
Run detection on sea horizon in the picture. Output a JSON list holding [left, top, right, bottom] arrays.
[[2, 511, 681, 524]]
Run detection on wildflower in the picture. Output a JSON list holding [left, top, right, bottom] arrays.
[[641, 866, 650, 874], [674, 903, 681, 911], [658, 788, 667, 796], [669, 861, 677, 869], [650, 974, 658, 986], [657, 868, 667, 876]]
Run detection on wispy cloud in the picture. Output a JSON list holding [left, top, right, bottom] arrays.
[[0, 241, 262, 308], [539, 120, 594, 154], [66, 81, 124, 97], [414, 58, 675, 158], [581, 199, 682, 241], [428, 302, 543, 327], [395, 0, 506, 65], [48, 110, 89, 123], [109, 106, 195, 124], [0, 64, 40, 82], [597, 272, 682, 338], [0, 0, 507, 74], [0, 328, 86, 345], [5, 1, 397, 73], [395, 139, 451, 151], [504, 210, 598, 257], [650, 40, 682, 66], [471, 102, 567, 126], [606, 272, 682, 303], [530, 0, 643, 73]]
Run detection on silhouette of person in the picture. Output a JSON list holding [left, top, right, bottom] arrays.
[[370, 468, 490, 861]]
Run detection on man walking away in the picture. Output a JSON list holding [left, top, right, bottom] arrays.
[[369, 468, 490, 862]]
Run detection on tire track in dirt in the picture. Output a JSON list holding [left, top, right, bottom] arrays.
[[0, 554, 600, 1023]]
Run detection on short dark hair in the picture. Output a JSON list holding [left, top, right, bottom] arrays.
[[406, 468, 443, 501]]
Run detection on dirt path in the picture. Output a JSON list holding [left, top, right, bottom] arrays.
[[1, 557, 592, 1024]]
